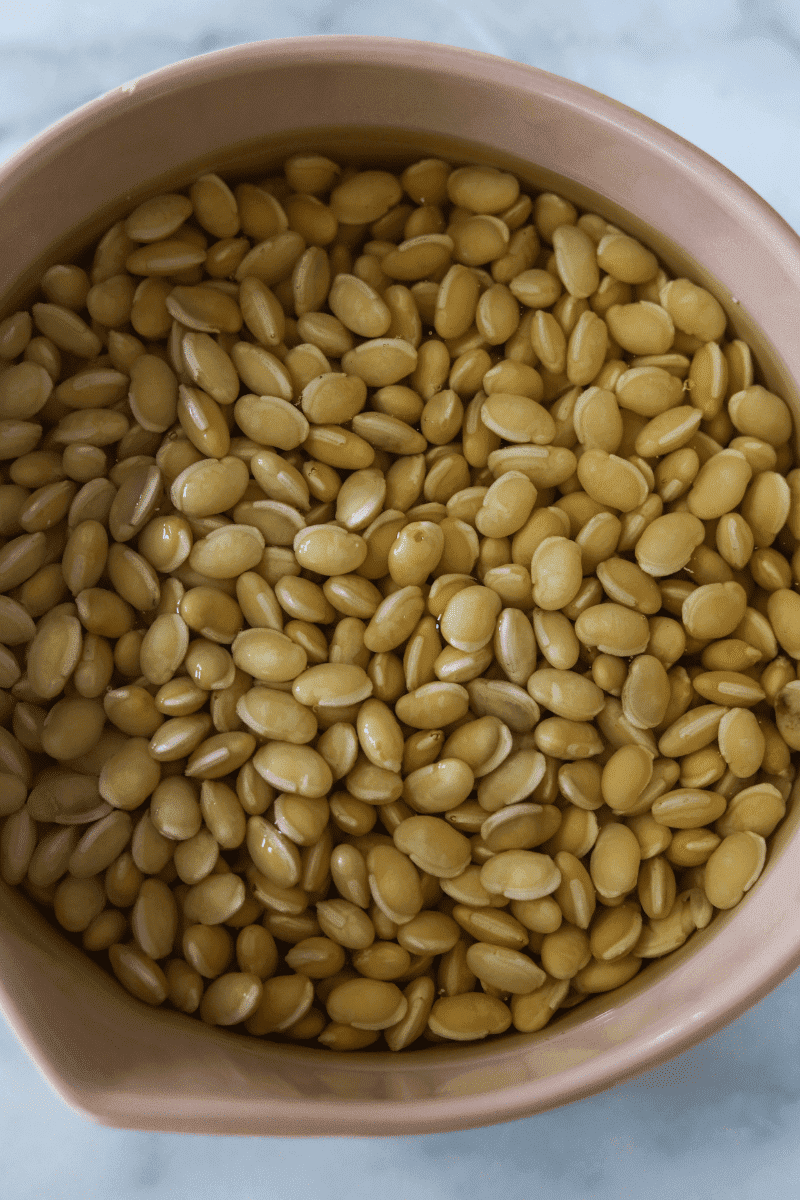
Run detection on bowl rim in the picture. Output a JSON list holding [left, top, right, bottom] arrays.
[[3, 33, 800, 266], [1, 34, 800, 1136]]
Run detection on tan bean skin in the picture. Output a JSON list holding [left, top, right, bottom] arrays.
[[428, 992, 511, 1041], [704, 832, 766, 909], [2, 153, 798, 1059]]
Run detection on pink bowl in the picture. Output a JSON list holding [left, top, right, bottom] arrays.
[[1, 36, 800, 1136]]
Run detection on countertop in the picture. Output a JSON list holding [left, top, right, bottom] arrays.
[[1, 1, 800, 1197]]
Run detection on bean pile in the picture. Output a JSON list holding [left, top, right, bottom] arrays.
[[1, 155, 799, 1050]]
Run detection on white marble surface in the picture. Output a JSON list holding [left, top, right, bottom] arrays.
[[2, 0, 800, 1195]]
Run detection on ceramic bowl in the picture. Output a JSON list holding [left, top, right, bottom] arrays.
[[1, 36, 799, 1136]]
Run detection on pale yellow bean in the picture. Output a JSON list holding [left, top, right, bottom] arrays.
[[108, 943, 167, 1006], [200, 972, 263, 1027], [527, 669, 604, 722], [427, 977, 508, 1034], [316, 898, 376, 951], [130, 878, 178, 960], [246, 974, 314, 1035], [704, 831, 766, 909], [438, 584, 501, 653], [467, 941, 547, 994], [0, 807, 37, 884], [717, 707, 765, 779], [403, 758, 474, 814], [574, 603, 650, 657], [589, 823, 641, 900], [480, 849, 561, 900], [253, 742, 333, 798]]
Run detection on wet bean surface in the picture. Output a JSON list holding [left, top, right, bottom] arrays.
[[0, 152, 797, 1052]]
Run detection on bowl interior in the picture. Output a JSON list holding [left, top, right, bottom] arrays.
[[5, 116, 800, 433]]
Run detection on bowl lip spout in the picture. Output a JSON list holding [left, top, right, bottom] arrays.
[[2, 35, 800, 1136]]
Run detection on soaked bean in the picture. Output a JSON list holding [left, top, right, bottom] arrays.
[[728, 386, 792, 446], [467, 941, 546, 994], [651, 788, 727, 829], [365, 842, 422, 924], [326, 977, 407, 1030], [682, 581, 747, 641], [428, 992, 511, 1041], [173, 828, 219, 884], [767, 590, 800, 660], [621, 655, 671, 729], [480, 850, 561, 900], [163, 958, 203, 1015], [0, 807, 37, 885], [540, 924, 591, 980], [184, 872, 247, 927], [293, 663, 372, 709], [252, 742, 333, 799], [394, 681, 469, 729], [26, 610, 83, 699], [527, 669, 604, 722], [198, 972, 262, 1027], [715, 783, 786, 838], [245, 973, 315, 1035], [477, 749, 548, 814], [108, 943, 167, 1006], [440, 585, 502, 652], [53, 874, 106, 933], [717, 708, 765, 779], [704, 831, 766, 909], [68, 810, 133, 878], [589, 823, 641, 900], [574, 604, 650, 657], [393, 815, 471, 880], [316, 898, 376, 951], [601, 744, 654, 815], [510, 976, 570, 1032]]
